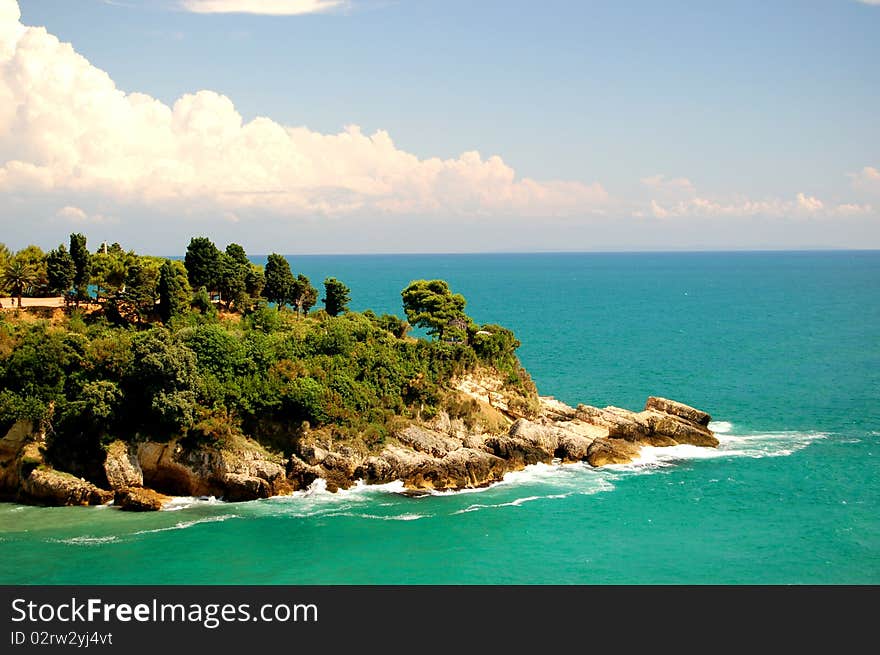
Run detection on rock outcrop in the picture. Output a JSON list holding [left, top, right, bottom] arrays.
[[0, 389, 717, 510], [115, 487, 170, 512], [103, 440, 143, 490], [1, 421, 114, 506], [136, 438, 292, 500], [20, 467, 113, 506], [292, 395, 715, 494]]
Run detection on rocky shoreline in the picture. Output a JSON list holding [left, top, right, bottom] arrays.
[[0, 392, 717, 512]]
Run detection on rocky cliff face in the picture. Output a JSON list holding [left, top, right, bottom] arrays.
[[0, 421, 113, 506], [286, 394, 716, 494], [0, 386, 717, 510]]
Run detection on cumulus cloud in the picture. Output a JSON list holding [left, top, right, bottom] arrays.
[[641, 174, 696, 195], [54, 206, 118, 225], [55, 206, 87, 222], [0, 0, 608, 223], [180, 0, 347, 15], [648, 192, 870, 219], [851, 166, 880, 194]]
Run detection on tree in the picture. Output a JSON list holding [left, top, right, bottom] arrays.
[[245, 265, 265, 300], [12, 245, 47, 297], [2, 259, 35, 308], [90, 250, 128, 299], [291, 273, 317, 315], [323, 277, 351, 317], [46, 245, 75, 295], [401, 279, 468, 340], [157, 259, 192, 323], [122, 328, 199, 433], [184, 237, 222, 295], [191, 286, 217, 318], [106, 258, 159, 325], [218, 244, 249, 311], [264, 254, 294, 309], [69, 233, 91, 301], [0, 243, 10, 271]]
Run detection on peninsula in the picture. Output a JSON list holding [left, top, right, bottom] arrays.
[[0, 234, 717, 511]]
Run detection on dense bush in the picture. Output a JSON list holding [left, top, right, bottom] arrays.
[[0, 286, 533, 463]]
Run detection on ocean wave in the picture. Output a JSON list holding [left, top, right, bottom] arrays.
[[322, 512, 427, 521], [606, 429, 829, 473], [708, 420, 733, 434], [452, 492, 573, 515], [255, 479, 408, 518], [133, 514, 239, 535], [49, 535, 119, 546], [162, 496, 223, 512], [716, 431, 827, 458]]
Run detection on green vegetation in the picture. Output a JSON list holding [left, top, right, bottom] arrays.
[[0, 234, 536, 478], [322, 277, 350, 317]]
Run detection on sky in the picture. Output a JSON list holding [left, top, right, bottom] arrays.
[[0, 0, 878, 254]]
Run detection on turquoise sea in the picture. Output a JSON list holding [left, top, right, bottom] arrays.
[[1, 251, 878, 584]]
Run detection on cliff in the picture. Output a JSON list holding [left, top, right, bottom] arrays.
[[0, 373, 717, 510]]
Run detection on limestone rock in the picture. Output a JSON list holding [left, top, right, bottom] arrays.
[[483, 436, 553, 468], [645, 396, 711, 426], [21, 468, 113, 506], [555, 433, 594, 462], [287, 455, 322, 490], [409, 448, 508, 491], [508, 418, 561, 452], [539, 396, 578, 421], [115, 487, 169, 512], [646, 411, 719, 447], [586, 438, 641, 467], [396, 425, 462, 457], [103, 440, 143, 490], [138, 438, 292, 499], [0, 420, 37, 494], [221, 473, 272, 502]]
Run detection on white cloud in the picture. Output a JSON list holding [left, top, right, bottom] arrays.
[[648, 191, 870, 220], [851, 166, 880, 194], [0, 0, 608, 222], [796, 192, 824, 213], [641, 174, 696, 195], [179, 0, 346, 15], [54, 206, 118, 224], [856, 1, 880, 6], [55, 206, 88, 222]]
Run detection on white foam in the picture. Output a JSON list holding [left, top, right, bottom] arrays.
[[324, 512, 426, 521], [452, 491, 580, 515], [716, 431, 827, 458], [605, 429, 829, 473], [51, 535, 119, 546], [709, 421, 733, 434], [133, 514, 239, 535], [162, 496, 223, 511]]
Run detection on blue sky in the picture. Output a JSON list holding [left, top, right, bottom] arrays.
[[1, 0, 878, 253]]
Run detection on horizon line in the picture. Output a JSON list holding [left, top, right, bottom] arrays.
[[150, 247, 880, 258]]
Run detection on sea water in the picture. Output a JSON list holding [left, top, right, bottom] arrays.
[[1, 251, 877, 584]]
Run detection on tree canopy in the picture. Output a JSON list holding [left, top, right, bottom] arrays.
[[264, 254, 294, 309], [46, 245, 75, 295], [401, 279, 469, 340], [323, 277, 351, 317], [69, 233, 91, 301], [184, 237, 222, 293]]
